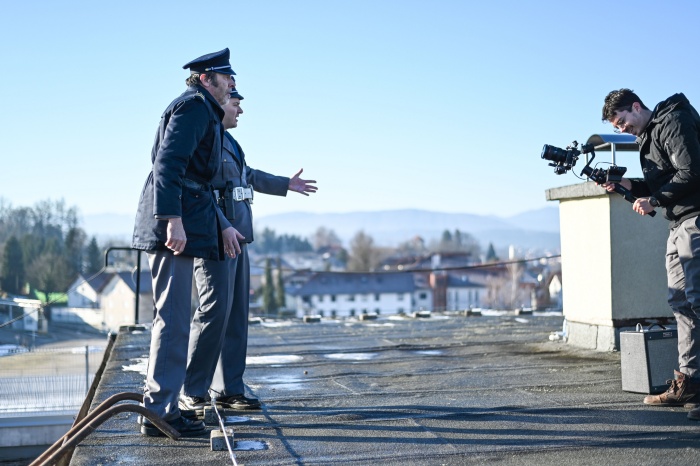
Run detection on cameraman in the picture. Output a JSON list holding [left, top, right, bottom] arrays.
[[601, 89, 700, 419]]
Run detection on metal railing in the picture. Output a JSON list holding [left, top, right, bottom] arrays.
[[0, 345, 105, 415]]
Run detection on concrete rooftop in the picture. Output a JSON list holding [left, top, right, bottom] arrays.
[[67, 312, 700, 465]]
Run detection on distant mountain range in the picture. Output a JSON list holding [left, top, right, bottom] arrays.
[[83, 207, 560, 253], [253, 208, 560, 253]]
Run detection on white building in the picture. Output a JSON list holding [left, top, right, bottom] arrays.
[[0, 297, 43, 332], [446, 274, 485, 310], [288, 272, 425, 318], [100, 271, 152, 331], [67, 273, 115, 308], [58, 270, 152, 332]]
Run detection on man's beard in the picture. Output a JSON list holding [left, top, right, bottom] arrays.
[[210, 75, 228, 105]]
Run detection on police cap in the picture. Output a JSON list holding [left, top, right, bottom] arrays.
[[230, 88, 244, 100], [182, 48, 236, 76]]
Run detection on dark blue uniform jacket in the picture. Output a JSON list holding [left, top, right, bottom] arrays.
[[132, 85, 225, 260], [214, 132, 290, 243]]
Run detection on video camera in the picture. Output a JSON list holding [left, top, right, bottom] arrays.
[[541, 141, 627, 183], [540, 140, 655, 217]]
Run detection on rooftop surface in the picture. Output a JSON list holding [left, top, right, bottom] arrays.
[[68, 312, 700, 465]]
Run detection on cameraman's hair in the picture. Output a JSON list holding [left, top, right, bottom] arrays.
[[185, 73, 215, 87], [602, 88, 650, 122]]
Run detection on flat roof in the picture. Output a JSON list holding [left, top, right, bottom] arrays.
[[69, 313, 700, 465]]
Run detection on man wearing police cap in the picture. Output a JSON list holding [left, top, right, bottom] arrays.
[[180, 87, 317, 414], [132, 48, 239, 437]]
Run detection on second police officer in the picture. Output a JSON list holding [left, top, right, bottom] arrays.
[[180, 86, 318, 413]]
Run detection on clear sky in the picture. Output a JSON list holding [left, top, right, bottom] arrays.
[[1, 0, 699, 224]]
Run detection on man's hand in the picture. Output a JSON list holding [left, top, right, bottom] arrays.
[[165, 217, 187, 255], [600, 177, 632, 193], [288, 168, 318, 196], [633, 197, 656, 216], [222, 227, 245, 258]]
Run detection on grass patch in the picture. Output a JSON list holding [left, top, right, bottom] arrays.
[[32, 290, 68, 305]]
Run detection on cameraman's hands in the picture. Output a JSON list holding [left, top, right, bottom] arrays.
[[600, 177, 632, 193], [633, 197, 656, 216]]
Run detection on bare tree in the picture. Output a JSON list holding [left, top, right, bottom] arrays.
[[396, 236, 427, 256], [485, 263, 529, 310], [347, 230, 379, 272], [26, 251, 74, 304], [312, 227, 342, 251]]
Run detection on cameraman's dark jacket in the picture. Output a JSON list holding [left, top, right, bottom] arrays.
[[630, 93, 700, 227], [132, 85, 225, 260], [213, 132, 289, 243]]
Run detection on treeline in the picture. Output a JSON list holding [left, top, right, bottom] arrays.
[[250, 227, 313, 254], [0, 199, 102, 301], [0, 197, 495, 301], [251, 224, 486, 273]]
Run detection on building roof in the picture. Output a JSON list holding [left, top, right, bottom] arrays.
[[82, 272, 116, 293], [71, 312, 687, 466], [291, 271, 415, 296], [379, 252, 477, 271], [114, 271, 152, 294], [446, 273, 486, 288]]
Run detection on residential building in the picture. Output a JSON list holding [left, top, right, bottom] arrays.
[[67, 273, 115, 308], [288, 271, 423, 318], [0, 296, 43, 333], [100, 271, 152, 331], [57, 269, 152, 332], [446, 274, 485, 310]]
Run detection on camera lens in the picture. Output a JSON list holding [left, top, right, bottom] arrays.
[[541, 144, 568, 163]]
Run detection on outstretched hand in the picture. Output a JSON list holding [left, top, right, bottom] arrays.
[[288, 168, 318, 196]]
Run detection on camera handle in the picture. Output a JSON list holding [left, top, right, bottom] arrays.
[[611, 184, 657, 218]]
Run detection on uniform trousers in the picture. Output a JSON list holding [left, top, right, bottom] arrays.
[[184, 244, 250, 397], [667, 215, 700, 379], [143, 251, 194, 421]]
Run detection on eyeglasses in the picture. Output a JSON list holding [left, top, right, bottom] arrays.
[[612, 108, 631, 134]]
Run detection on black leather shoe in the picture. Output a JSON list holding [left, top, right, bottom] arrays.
[[179, 395, 209, 415], [180, 409, 200, 420], [140, 415, 207, 437], [216, 394, 261, 410]]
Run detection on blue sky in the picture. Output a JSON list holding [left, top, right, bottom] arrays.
[[1, 0, 699, 224]]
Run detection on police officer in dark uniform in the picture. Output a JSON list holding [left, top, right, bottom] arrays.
[[180, 88, 317, 413], [132, 48, 238, 437]]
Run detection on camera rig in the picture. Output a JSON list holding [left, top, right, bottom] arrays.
[[541, 140, 656, 217]]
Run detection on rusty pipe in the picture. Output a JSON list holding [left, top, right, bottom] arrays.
[[30, 392, 144, 466], [31, 401, 180, 466]]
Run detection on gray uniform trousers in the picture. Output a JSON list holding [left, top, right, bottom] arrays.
[[667, 215, 700, 378], [184, 244, 250, 397], [144, 251, 194, 420]]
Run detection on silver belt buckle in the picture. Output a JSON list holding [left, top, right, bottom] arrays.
[[233, 186, 245, 201]]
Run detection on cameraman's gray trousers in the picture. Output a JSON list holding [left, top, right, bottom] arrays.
[[667, 215, 700, 379]]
